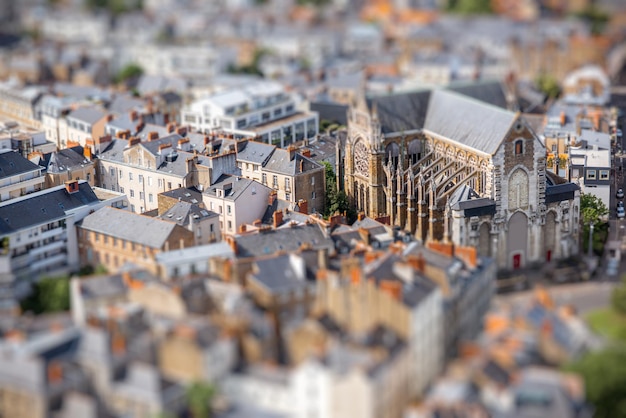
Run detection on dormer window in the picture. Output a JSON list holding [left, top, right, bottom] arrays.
[[515, 139, 524, 155]]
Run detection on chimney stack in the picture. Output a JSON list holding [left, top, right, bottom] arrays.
[[147, 131, 159, 141], [288, 145, 296, 160], [268, 190, 278, 206], [130, 110, 138, 122], [64, 180, 79, 194], [297, 199, 308, 214], [176, 126, 187, 137], [273, 210, 283, 228], [47, 361, 63, 384]]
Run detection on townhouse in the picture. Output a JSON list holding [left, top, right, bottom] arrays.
[[65, 106, 109, 148], [77, 205, 195, 274]]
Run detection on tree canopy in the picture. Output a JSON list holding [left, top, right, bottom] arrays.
[[186, 381, 216, 418], [114, 63, 144, 85], [20, 276, 70, 315], [535, 73, 562, 100], [580, 193, 609, 225]]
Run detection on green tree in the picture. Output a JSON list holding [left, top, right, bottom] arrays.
[[535, 73, 562, 100], [575, 5, 609, 36], [114, 63, 144, 84], [20, 276, 70, 315], [568, 346, 626, 418], [447, 0, 492, 14], [580, 193, 609, 255], [186, 381, 216, 418], [580, 193, 609, 225]]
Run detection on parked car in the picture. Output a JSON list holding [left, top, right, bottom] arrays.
[[618, 206, 625, 218], [617, 188, 625, 199]]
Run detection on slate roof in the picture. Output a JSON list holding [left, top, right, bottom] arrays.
[[263, 149, 322, 176], [366, 90, 431, 134], [445, 80, 509, 110], [43, 147, 90, 174], [0, 150, 42, 179], [449, 184, 497, 211], [108, 95, 145, 115], [160, 201, 218, 226], [159, 187, 203, 205], [79, 274, 128, 300], [424, 89, 517, 155], [0, 182, 99, 234], [234, 223, 334, 258], [79, 206, 181, 248], [250, 253, 311, 294], [156, 241, 234, 265], [67, 106, 106, 125], [205, 175, 264, 202], [236, 141, 276, 165]]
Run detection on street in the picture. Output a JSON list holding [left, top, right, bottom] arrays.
[[495, 281, 616, 315]]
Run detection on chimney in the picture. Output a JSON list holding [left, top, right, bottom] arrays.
[[268, 190, 277, 206], [358, 227, 371, 245], [167, 122, 176, 133], [64, 180, 79, 194], [176, 126, 187, 137], [47, 361, 63, 384], [177, 137, 190, 150], [106, 114, 114, 122], [147, 131, 159, 141], [83, 146, 92, 160], [380, 280, 403, 301], [357, 212, 365, 221], [253, 219, 262, 227], [239, 224, 247, 233], [111, 331, 126, 355], [406, 253, 425, 272], [128, 137, 141, 147], [299, 159, 304, 173], [297, 199, 308, 214], [288, 145, 296, 160], [301, 149, 311, 158], [273, 210, 283, 228], [454, 246, 477, 269], [426, 240, 454, 258], [130, 110, 138, 122], [350, 264, 362, 284], [135, 116, 144, 133], [227, 236, 238, 255]]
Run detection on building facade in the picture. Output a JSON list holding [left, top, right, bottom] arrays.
[[339, 89, 580, 270]]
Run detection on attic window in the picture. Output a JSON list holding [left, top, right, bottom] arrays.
[[514, 139, 524, 156], [515, 121, 523, 132], [41, 208, 47, 214]]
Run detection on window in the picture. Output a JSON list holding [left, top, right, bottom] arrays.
[[158, 179, 163, 188], [109, 167, 114, 177], [227, 205, 231, 214], [103, 235, 108, 244], [274, 108, 283, 117], [514, 139, 524, 155], [120, 187, 124, 193], [95, 232, 100, 242], [262, 173, 267, 184], [286, 193, 291, 201], [168, 182, 172, 189], [311, 176, 315, 185], [129, 173, 133, 181], [149, 193, 153, 203], [210, 224, 214, 232], [311, 191, 316, 199], [273, 175, 278, 188], [138, 175, 143, 183], [600, 170, 609, 180], [131, 204, 135, 212], [219, 206, 223, 214], [139, 192, 144, 200], [285, 178, 290, 190], [148, 177, 153, 186], [227, 220, 232, 231], [130, 189, 135, 198], [587, 170, 597, 180], [113, 238, 117, 247], [210, 202, 214, 210], [86, 173, 91, 182]]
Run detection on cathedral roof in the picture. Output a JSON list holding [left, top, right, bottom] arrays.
[[366, 90, 431, 134], [424, 89, 517, 155], [445, 80, 509, 110]]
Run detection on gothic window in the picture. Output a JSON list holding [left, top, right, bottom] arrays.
[[408, 140, 421, 165], [354, 141, 369, 176], [508, 169, 529, 210], [515, 139, 524, 155], [384, 143, 400, 168]]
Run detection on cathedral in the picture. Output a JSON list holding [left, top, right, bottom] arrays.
[[337, 85, 580, 271]]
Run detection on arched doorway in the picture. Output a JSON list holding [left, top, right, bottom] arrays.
[[507, 212, 528, 269]]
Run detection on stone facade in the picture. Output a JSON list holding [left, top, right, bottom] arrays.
[[338, 89, 580, 270]]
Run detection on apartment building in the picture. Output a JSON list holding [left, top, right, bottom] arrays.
[[0, 180, 128, 297], [237, 140, 326, 213], [97, 133, 238, 213], [30, 146, 96, 188], [202, 174, 272, 236], [0, 149, 45, 202], [181, 80, 318, 147], [65, 106, 109, 148], [0, 83, 43, 129], [37, 94, 74, 148], [77, 206, 195, 274]]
